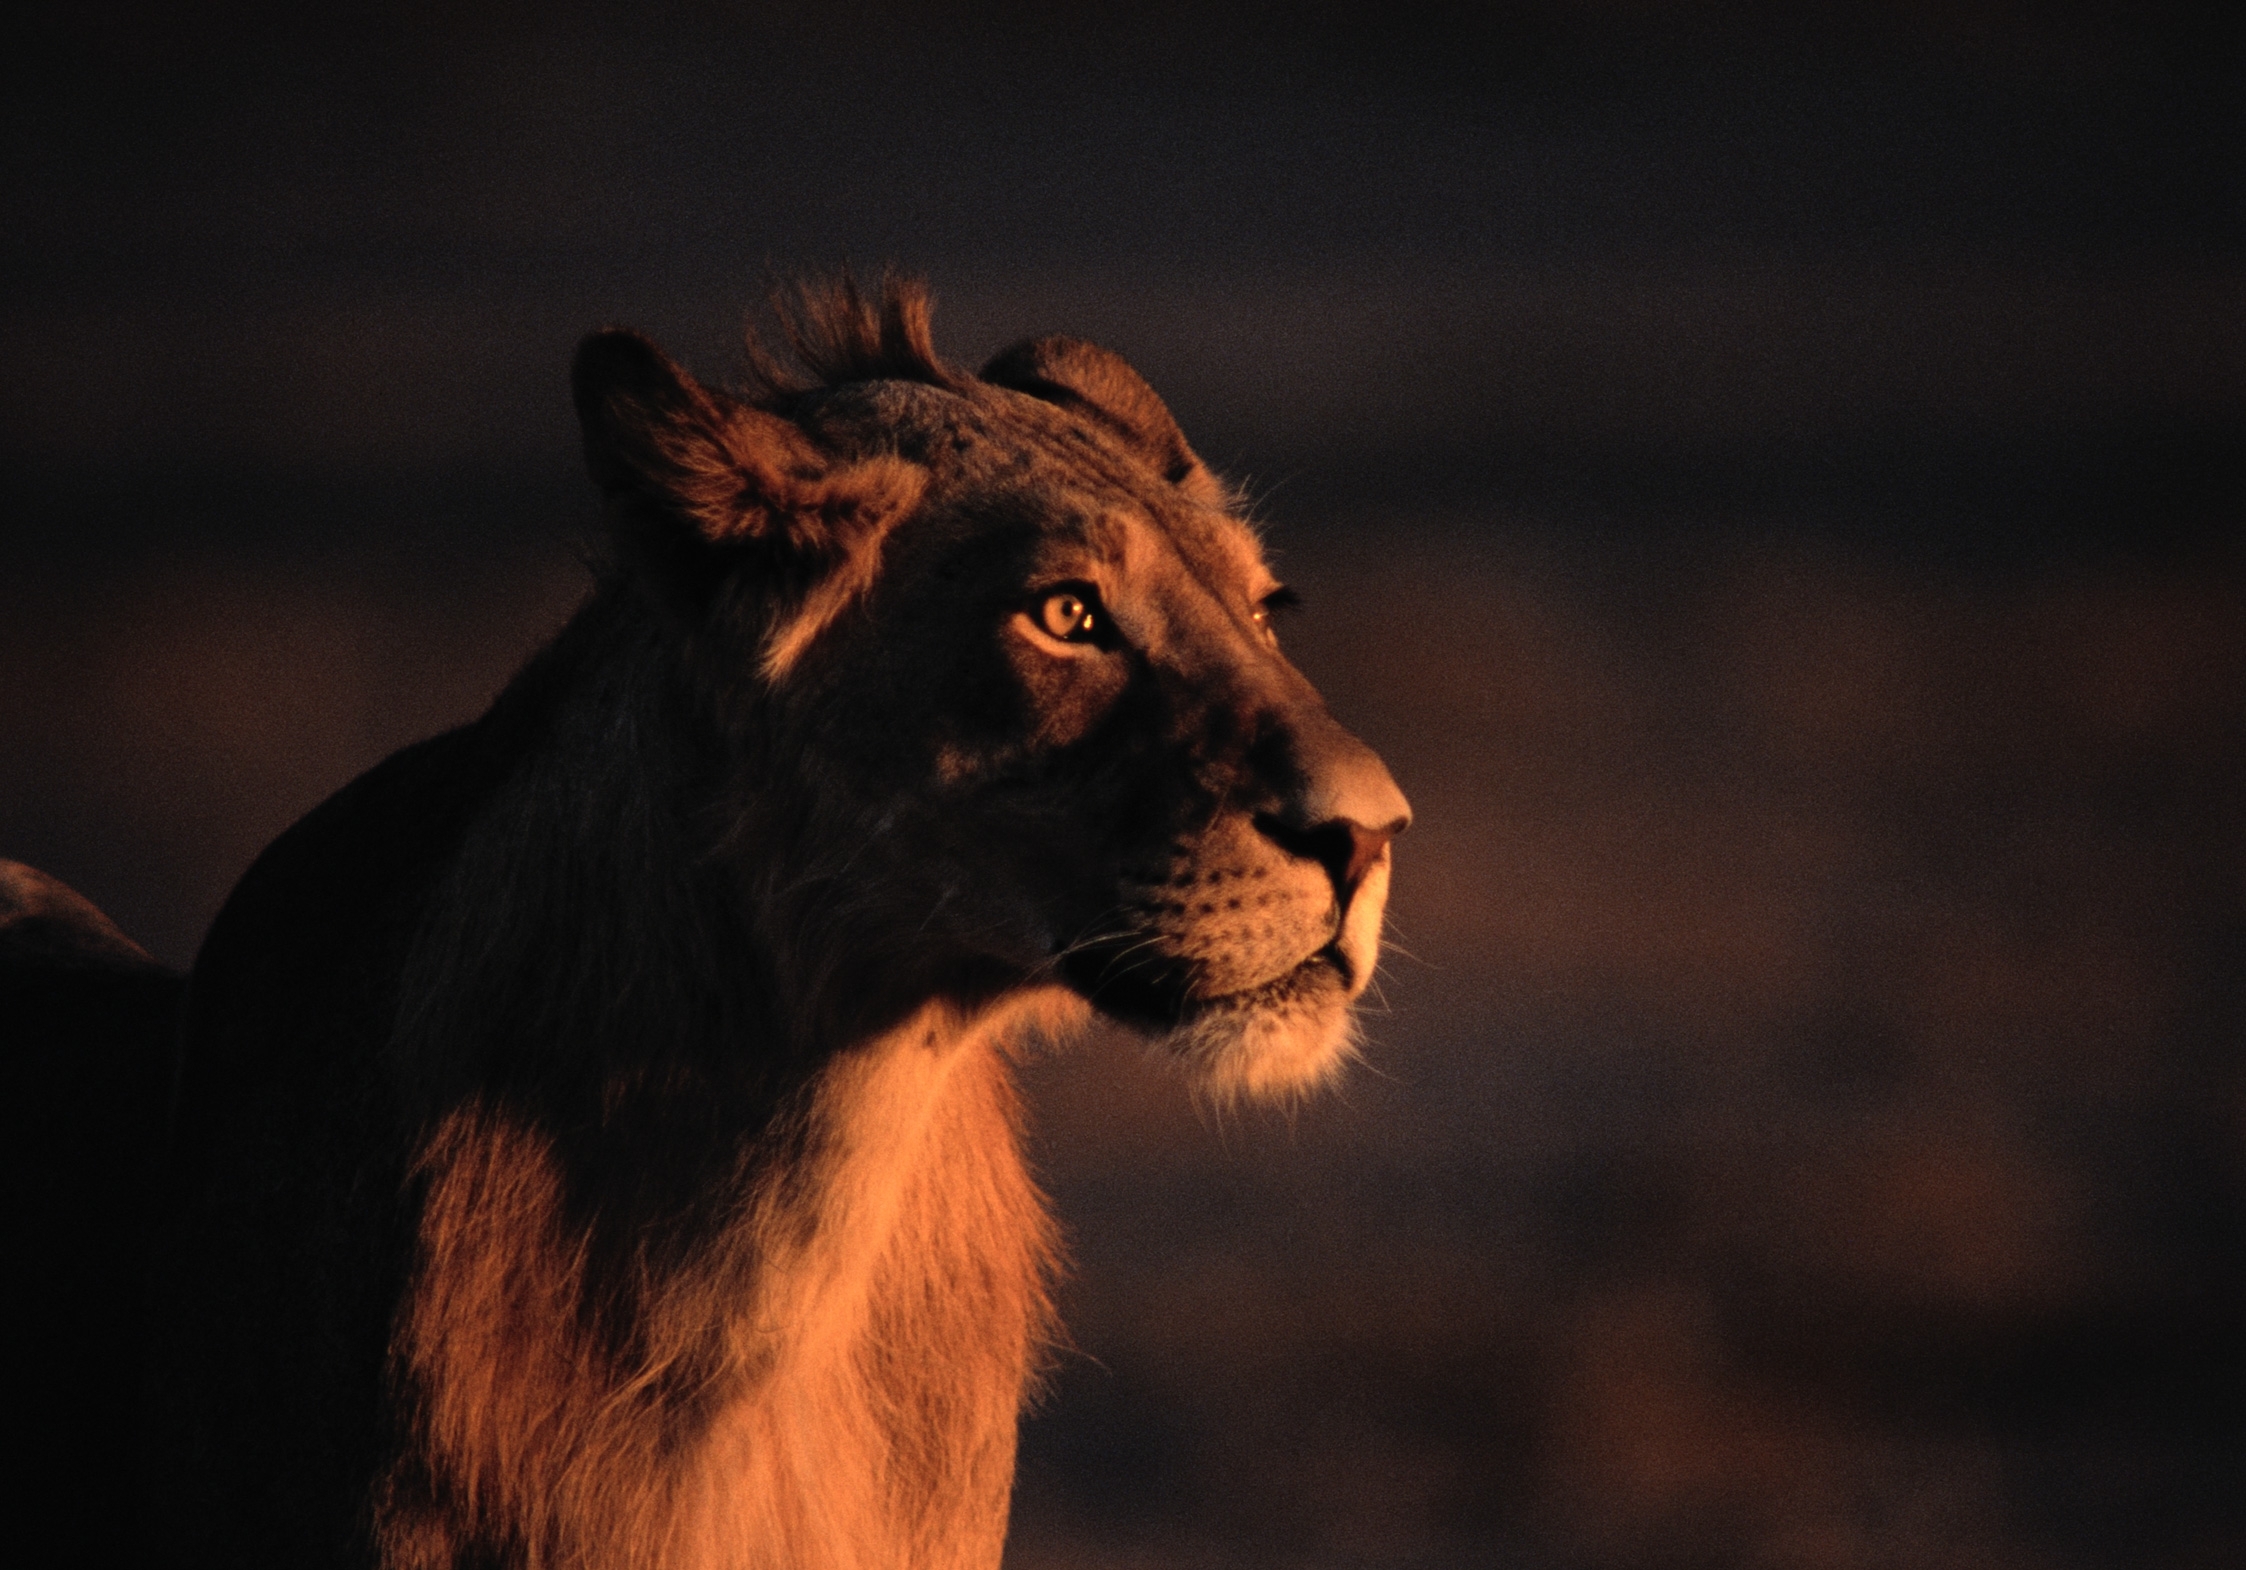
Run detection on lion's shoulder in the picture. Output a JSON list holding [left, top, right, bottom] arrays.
[[183, 720, 504, 1095]]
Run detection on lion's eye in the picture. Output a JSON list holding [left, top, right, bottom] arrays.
[[1252, 585, 1300, 642], [1035, 589, 1100, 643]]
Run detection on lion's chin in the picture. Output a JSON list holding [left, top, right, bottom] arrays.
[[1156, 951, 1359, 1103]]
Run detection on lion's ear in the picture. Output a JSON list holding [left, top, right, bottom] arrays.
[[979, 336, 1229, 506], [572, 329, 923, 557]]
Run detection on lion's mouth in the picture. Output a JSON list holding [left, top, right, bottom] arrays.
[[1059, 936, 1349, 1032]]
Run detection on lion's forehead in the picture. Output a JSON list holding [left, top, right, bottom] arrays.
[[814, 378, 1269, 597], [1152, 504, 1271, 598], [1025, 502, 1261, 581]]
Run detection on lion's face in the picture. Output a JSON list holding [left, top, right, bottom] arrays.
[[575, 318, 1407, 1099]]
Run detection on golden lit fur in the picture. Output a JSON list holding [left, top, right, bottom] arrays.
[[381, 996, 1071, 1570]]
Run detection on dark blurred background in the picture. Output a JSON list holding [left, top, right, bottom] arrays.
[[4, 3, 2242, 1564]]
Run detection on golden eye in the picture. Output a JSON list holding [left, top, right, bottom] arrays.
[[1251, 585, 1298, 643], [1037, 590, 1097, 642]]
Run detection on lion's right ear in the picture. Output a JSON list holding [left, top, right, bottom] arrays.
[[980, 335, 1230, 507], [573, 329, 921, 557]]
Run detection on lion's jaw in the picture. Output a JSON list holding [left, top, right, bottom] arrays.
[[1142, 842, 1392, 1102]]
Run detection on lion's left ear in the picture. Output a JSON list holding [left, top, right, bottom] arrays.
[[980, 336, 1230, 507], [573, 329, 925, 560]]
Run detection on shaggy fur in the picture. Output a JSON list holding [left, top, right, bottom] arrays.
[[148, 275, 1408, 1568]]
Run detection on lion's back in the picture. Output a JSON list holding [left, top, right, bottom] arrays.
[[148, 718, 520, 1565]]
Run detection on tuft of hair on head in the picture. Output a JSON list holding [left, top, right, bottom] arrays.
[[742, 268, 965, 402]]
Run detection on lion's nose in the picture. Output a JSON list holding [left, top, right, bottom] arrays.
[[1253, 712, 1411, 906], [1255, 816, 1396, 910], [1334, 816, 1400, 890]]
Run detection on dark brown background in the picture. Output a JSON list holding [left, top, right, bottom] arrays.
[[4, 5, 2241, 1565]]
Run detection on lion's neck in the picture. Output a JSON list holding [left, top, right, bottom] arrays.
[[695, 997, 1062, 1568], [386, 997, 1060, 1570]]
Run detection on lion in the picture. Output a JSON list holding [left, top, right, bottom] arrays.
[[143, 275, 1409, 1569]]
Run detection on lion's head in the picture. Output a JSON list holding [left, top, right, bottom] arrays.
[[573, 278, 1407, 1100]]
